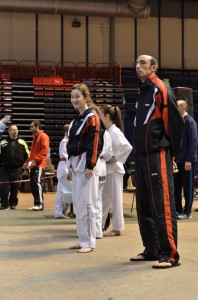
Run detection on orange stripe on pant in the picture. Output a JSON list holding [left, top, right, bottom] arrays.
[[160, 148, 177, 261]]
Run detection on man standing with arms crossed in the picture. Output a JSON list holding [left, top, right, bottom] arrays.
[[27, 120, 50, 211], [0, 124, 29, 210], [130, 55, 184, 269]]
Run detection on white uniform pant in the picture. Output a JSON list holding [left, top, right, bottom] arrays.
[[54, 178, 72, 218], [96, 182, 104, 238], [102, 172, 124, 231], [72, 171, 99, 249]]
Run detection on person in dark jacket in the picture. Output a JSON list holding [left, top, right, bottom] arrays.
[[130, 55, 184, 269], [174, 100, 198, 219], [0, 124, 29, 209]]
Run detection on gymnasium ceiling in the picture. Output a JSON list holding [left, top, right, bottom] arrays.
[[0, 0, 197, 19]]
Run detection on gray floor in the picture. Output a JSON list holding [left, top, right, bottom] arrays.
[[0, 192, 198, 300]]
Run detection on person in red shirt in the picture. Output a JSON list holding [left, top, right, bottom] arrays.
[[27, 120, 50, 211]]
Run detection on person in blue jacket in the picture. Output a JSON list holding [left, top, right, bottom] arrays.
[[174, 100, 198, 219]]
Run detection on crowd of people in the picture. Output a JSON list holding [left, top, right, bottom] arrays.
[[0, 54, 197, 269]]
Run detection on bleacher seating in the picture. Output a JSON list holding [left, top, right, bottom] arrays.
[[1, 61, 197, 166], [0, 77, 124, 166], [0, 60, 121, 85]]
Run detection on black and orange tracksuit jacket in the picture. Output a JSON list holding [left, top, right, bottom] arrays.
[[67, 107, 102, 170], [133, 75, 184, 155], [134, 74, 184, 156]]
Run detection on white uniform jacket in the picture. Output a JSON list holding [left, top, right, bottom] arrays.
[[106, 124, 132, 174], [57, 135, 72, 195]]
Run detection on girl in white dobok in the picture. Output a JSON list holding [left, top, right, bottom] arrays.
[[99, 105, 133, 237]]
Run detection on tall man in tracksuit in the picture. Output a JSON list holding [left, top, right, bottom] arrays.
[[27, 120, 50, 211], [130, 55, 184, 269], [0, 124, 29, 210]]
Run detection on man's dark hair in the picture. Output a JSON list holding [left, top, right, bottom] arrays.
[[150, 56, 158, 66], [32, 120, 42, 129], [8, 124, 18, 130]]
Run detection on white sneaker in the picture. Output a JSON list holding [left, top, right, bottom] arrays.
[[177, 213, 192, 220], [29, 205, 43, 211], [55, 214, 70, 219]]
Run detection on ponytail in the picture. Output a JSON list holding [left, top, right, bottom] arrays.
[[100, 105, 123, 131]]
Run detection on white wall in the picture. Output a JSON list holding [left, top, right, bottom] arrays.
[[88, 17, 110, 64], [114, 17, 135, 68], [161, 18, 182, 69], [0, 12, 35, 61], [184, 19, 198, 70], [0, 12, 197, 69], [38, 14, 61, 62], [63, 15, 86, 63], [137, 17, 158, 63]]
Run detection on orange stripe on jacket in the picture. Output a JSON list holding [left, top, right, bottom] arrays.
[[150, 75, 169, 136], [87, 111, 100, 167], [160, 148, 177, 261]]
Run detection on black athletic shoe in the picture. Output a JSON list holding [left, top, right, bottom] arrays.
[[103, 211, 110, 232], [0, 206, 9, 210]]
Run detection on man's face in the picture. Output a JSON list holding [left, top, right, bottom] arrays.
[[177, 102, 186, 116], [8, 125, 18, 139], [30, 123, 38, 134], [135, 55, 157, 82]]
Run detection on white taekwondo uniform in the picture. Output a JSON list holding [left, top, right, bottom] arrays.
[[102, 124, 132, 231], [96, 130, 113, 238], [54, 135, 72, 218]]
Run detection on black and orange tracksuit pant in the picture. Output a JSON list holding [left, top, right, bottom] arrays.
[[135, 148, 179, 263]]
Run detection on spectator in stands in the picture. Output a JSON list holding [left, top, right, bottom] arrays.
[[99, 105, 132, 237], [130, 54, 184, 269], [0, 115, 11, 135], [27, 120, 50, 211], [54, 124, 72, 219], [174, 100, 198, 219], [0, 124, 29, 210], [67, 83, 102, 253]]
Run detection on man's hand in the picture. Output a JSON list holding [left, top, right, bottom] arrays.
[[23, 162, 28, 170], [173, 159, 178, 172], [185, 161, 191, 171], [107, 156, 117, 164], [1, 115, 11, 123], [28, 160, 36, 168], [67, 169, 72, 181], [85, 168, 94, 179]]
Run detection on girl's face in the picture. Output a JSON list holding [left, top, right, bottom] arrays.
[[71, 89, 88, 114]]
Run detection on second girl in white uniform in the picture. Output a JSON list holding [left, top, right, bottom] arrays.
[[100, 105, 133, 237]]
